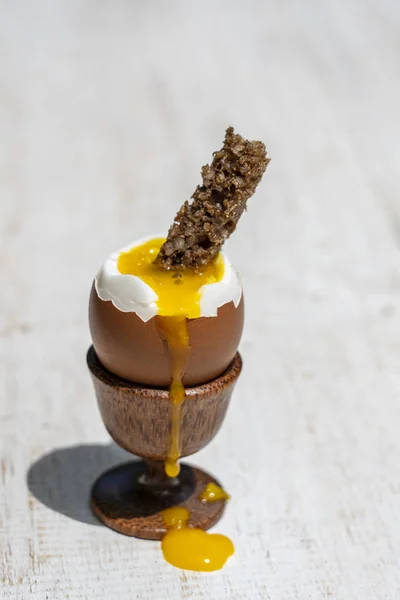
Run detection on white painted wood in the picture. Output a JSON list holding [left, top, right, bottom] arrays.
[[1, 0, 400, 597]]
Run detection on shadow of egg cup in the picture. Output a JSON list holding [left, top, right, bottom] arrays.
[[87, 346, 242, 540]]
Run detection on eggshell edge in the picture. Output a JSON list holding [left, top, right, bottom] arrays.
[[94, 234, 242, 322]]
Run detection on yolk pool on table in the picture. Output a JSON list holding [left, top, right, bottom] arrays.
[[117, 237, 225, 478], [161, 506, 234, 572]]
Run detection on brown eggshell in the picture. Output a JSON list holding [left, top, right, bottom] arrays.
[[89, 283, 244, 387]]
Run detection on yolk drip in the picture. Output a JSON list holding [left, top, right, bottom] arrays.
[[118, 238, 234, 572], [161, 507, 234, 572], [117, 237, 224, 318], [156, 315, 189, 478], [117, 237, 225, 479], [200, 482, 230, 503]]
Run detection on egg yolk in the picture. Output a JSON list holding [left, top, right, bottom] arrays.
[[161, 507, 234, 572], [200, 482, 230, 503], [117, 237, 224, 318]]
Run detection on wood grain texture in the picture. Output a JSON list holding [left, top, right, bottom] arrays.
[[1, 0, 400, 598], [88, 346, 242, 459], [91, 461, 227, 540]]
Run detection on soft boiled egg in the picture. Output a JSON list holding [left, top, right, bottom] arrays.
[[89, 235, 244, 387]]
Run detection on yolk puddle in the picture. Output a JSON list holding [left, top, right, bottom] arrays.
[[161, 507, 234, 572], [118, 237, 224, 478], [200, 482, 230, 503]]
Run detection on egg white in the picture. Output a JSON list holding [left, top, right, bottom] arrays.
[[95, 234, 242, 322]]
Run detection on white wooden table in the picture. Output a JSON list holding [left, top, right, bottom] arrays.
[[1, 1, 400, 598]]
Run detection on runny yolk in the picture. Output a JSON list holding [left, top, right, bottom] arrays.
[[156, 315, 189, 478], [161, 507, 234, 572], [200, 482, 230, 503], [117, 237, 224, 479], [117, 237, 224, 319]]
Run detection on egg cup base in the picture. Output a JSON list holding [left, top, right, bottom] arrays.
[[91, 459, 227, 540]]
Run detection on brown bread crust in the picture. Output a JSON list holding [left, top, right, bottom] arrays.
[[155, 127, 270, 270]]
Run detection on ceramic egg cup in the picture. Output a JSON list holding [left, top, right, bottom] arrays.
[[87, 346, 242, 540]]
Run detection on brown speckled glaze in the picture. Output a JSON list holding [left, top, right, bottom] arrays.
[[87, 346, 242, 460]]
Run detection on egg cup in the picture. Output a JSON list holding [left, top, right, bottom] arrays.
[[87, 346, 242, 540]]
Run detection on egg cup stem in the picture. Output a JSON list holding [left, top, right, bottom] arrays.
[[139, 459, 180, 489]]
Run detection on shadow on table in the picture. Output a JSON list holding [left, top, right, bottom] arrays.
[[27, 443, 132, 525]]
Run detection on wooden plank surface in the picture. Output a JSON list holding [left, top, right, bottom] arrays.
[[1, 1, 400, 598]]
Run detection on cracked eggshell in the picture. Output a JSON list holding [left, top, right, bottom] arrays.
[[94, 235, 242, 321], [89, 237, 244, 387]]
